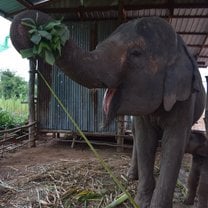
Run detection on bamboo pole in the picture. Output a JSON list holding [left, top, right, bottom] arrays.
[[28, 59, 36, 147], [117, 115, 125, 152]]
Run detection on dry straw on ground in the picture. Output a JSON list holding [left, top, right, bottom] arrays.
[[0, 153, 190, 208]]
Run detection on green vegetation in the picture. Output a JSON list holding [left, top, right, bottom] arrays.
[[0, 70, 28, 129], [20, 16, 69, 65], [0, 70, 28, 100]]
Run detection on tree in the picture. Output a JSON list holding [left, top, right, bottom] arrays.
[[0, 70, 28, 99]]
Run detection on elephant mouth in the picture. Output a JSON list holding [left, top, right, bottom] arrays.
[[103, 89, 117, 116]]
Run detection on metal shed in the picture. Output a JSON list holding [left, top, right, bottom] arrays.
[[0, 0, 207, 145]]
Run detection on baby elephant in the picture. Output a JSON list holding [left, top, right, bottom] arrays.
[[184, 130, 208, 208]]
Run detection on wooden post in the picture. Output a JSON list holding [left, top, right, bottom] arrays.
[[116, 2, 126, 152], [204, 76, 208, 135], [118, 0, 126, 24], [28, 59, 36, 147], [90, 22, 99, 131], [117, 115, 125, 152]]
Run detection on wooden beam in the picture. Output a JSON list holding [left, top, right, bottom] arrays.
[[118, 0, 126, 24], [197, 61, 206, 65], [187, 44, 208, 48], [178, 32, 207, 35], [16, 0, 33, 8], [6, 5, 208, 19], [124, 3, 208, 10], [33, 0, 57, 7], [38, 6, 208, 15], [197, 34, 208, 57], [38, 2, 208, 12], [167, 0, 174, 23], [199, 56, 208, 59]]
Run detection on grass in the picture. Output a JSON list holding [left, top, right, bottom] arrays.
[[0, 98, 28, 129]]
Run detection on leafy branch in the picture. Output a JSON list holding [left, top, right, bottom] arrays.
[[20, 16, 69, 65]]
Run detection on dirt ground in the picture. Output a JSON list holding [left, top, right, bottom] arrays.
[[0, 137, 197, 208]]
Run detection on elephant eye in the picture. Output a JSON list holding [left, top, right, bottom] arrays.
[[130, 48, 142, 57]]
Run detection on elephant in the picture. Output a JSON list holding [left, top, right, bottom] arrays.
[[128, 129, 208, 208], [184, 130, 208, 208], [10, 10, 206, 208]]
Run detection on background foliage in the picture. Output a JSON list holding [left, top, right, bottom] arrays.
[[0, 69, 28, 99], [0, 70, 28, 129]]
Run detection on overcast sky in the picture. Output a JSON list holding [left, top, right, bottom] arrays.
[[0, 15, 208, 87], [0, 16, 29, 81]]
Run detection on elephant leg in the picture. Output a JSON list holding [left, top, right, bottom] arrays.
[[127, 117, 139, 180], [150, 127, 189, 208], [134, 116, 158, 208], [184, 156, 201, 205], [127, 139, 139, 180], [197, 158, 208, 208]]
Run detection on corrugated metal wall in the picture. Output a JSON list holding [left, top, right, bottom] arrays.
[[37, 20, 131, 134]]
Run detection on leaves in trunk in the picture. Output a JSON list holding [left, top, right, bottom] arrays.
[[20, 16, 69, 65]]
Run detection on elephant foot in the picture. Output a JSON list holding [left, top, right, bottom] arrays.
[[134, 191, 152, 208], [127, 166, 138, 181], [150, 201, 173, 208], [150, 192, 173, 208]]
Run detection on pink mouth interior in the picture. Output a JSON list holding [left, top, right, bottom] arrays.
[[103, 89, 116, 115]]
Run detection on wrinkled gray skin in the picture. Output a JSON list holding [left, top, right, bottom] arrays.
[[184, 131, 208, 208], [10, 10, 205, 208], [128, 130, 208, 208]]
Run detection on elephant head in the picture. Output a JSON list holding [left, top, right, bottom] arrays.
[[186, 131, 208, 157], [10, 10, 202, 124]]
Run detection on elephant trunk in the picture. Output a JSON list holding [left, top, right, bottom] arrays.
[[10, 10, 125, 89], [10, 10, 53, 53]]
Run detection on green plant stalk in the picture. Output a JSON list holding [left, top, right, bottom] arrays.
[[37, 69, 139, 208], [105, 193, 129, 208]]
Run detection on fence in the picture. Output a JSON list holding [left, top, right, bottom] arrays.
[[0, 122, 37, 157]]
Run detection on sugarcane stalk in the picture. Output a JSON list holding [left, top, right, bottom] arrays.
[[105, 193, 128, 208]]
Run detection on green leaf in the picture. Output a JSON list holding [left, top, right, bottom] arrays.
[[30, 33, 41, 45], [20, 48, 34, 58], [38, 30, 52, 40], [52, 36, 60, 44], [39, 41, 51, 51], [45, 20, 62, 30], [33, 45, 39, 55], [20, 17, 68, 64], [44, 50, 55, 65], [57, 43, 62, 55], [57, 26, 69, 45], [37, 43, 43, 54], [74, 190, 102, 202], [29, 28, 37, 34]]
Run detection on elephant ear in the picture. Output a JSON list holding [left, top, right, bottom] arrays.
[[163, 35, 200, 111]]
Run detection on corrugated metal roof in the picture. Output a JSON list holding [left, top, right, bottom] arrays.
[[0, 0, 24, 15], [0, 0, 207, 67]]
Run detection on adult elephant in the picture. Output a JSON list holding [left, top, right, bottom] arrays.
[[10, 10, 205, 208]]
